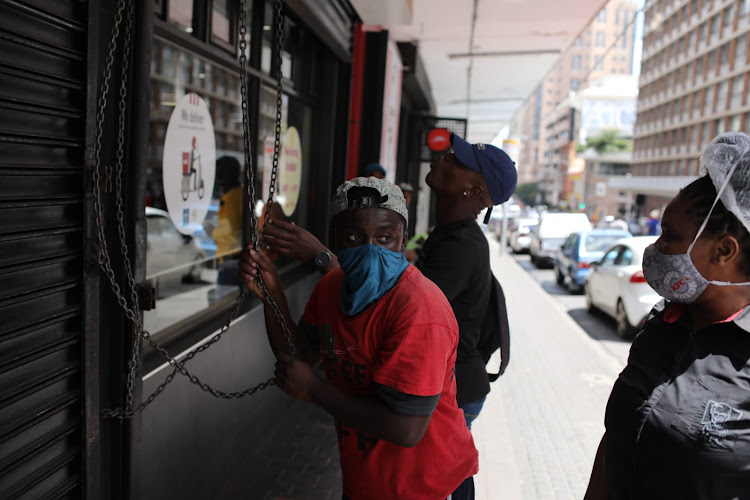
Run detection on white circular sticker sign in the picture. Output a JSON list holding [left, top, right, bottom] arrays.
[[162, 93, 216, 235], [277, 126, 302, 216]]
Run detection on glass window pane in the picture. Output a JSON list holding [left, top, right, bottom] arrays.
[[145, 36, 247, 336], [168, 0, 193, 34], [212, 0, 233, 46]]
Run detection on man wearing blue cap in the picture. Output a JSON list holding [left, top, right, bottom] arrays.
[[417, 133, 517, 433], [362, 162, 387, 179]]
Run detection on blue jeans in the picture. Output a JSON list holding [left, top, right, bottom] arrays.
[[450, 475, 475, 500], [460, 396, 486, 430]]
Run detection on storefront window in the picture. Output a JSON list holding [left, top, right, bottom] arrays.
[[168, 0, 194, 34], [145, 36, 247, 335], [211, 0, 233, 46], [256, 86, 312, 233]]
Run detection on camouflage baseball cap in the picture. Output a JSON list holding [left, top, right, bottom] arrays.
[[330, 177, 408, 224]]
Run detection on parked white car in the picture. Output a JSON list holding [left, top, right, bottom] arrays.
[[146, 207, 206, 295], [584, 236, 661, 338], [508, 218, 538, 254]]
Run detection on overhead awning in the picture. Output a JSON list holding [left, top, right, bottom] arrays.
[[351, 0, 611, 143]]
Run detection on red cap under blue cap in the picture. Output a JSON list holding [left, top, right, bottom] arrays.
[[450, 133, 518, 206]]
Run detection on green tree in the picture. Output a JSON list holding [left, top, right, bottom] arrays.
[[578, 128, 632, 154], [515, 182, 541, 206]]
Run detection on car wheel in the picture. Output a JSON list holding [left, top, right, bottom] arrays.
[[616, 299, 636, 339], [555, 265, 565, 286], [182, 256, 204, 284], [585, 284, 596, 313], [566, 278, 582, 294]]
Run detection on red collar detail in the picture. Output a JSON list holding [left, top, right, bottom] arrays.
[[663, 303, 686, 323], [663, 303, 746, 324]]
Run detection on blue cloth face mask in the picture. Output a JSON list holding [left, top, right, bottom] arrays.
[[336, 244, 409, 316], [642, 160, 750, 303]]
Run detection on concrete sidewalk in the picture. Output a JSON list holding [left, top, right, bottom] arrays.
[[216, 234, 626, 499], [472, 236, 625, 499]]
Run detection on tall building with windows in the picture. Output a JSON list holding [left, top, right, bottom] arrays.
[[625, 0, 750, 213], [512, 0, 641, 187]]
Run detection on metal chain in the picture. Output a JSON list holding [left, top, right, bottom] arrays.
[[96, 0, 295, 419], [114, 0, 141, 414], [241, 0, 297, 359]]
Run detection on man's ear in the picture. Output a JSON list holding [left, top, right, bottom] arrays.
[[467, 183, 483, 199], [401, 229, 408, 252]]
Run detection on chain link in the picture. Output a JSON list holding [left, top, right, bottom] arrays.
[[97, 0, 295, 419]]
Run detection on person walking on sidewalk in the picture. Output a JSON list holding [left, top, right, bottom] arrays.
[[585, 132, 750, 499], [416, 133, 517, 428], [240, 177, 478, 500]]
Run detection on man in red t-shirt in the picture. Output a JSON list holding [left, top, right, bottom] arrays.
[[240, 177, 478, 499]]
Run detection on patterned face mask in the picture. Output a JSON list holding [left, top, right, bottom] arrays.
[[642, 244, 709, 303], [642, 159, 750, 303]]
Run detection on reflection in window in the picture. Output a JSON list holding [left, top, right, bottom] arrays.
[[168, 0, 193, 33], [145, 37, 246, 335], [211, 0, 234, 47]]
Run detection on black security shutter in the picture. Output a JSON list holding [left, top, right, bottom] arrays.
[[0, 1, 88, 498]]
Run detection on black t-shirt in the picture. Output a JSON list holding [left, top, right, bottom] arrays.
[[605, 302, 750, 499], [417, 218, 491, 406]]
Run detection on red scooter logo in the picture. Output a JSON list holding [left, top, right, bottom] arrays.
[[181, 136, 205, 201]]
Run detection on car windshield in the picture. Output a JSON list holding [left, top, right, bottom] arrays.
[[584, 234, 624, 252]]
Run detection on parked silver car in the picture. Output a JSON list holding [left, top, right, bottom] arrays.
[[529, 212, 592, 268]]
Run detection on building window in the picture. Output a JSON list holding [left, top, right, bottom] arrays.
[[570, 78, 580, 91], [596, 31, 606, 47], [720, 42, 730, 66], [736, 35, 747, 66], [707, 49, 717, 74], [597, 8, 607, 23], [723, 5, 735, 28], [731, 75, 745, 107], [210, 0, 236, 50], [702, 121, 712, 143], [730, 114, 741, 131], [710, 14, 720, 37], [572, 54, 582, 70], [704, 84, 715, 115], [615, 8, 621, 24], [167, 0, 194, 34], [717, 80, 729, 107], [594, 55, 603, 69], [717, 117, 726, 135], [699, 22, 708, 41]]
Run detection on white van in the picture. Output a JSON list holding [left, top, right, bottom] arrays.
[[528, 212, 592, 268]]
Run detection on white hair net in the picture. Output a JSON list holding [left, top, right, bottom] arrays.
[[699, 131, 750, 235]]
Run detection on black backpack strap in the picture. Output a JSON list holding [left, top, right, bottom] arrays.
[[487, 275, 510, 381]]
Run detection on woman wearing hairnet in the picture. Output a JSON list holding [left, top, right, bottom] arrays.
[[585, 132, 750, 499]]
